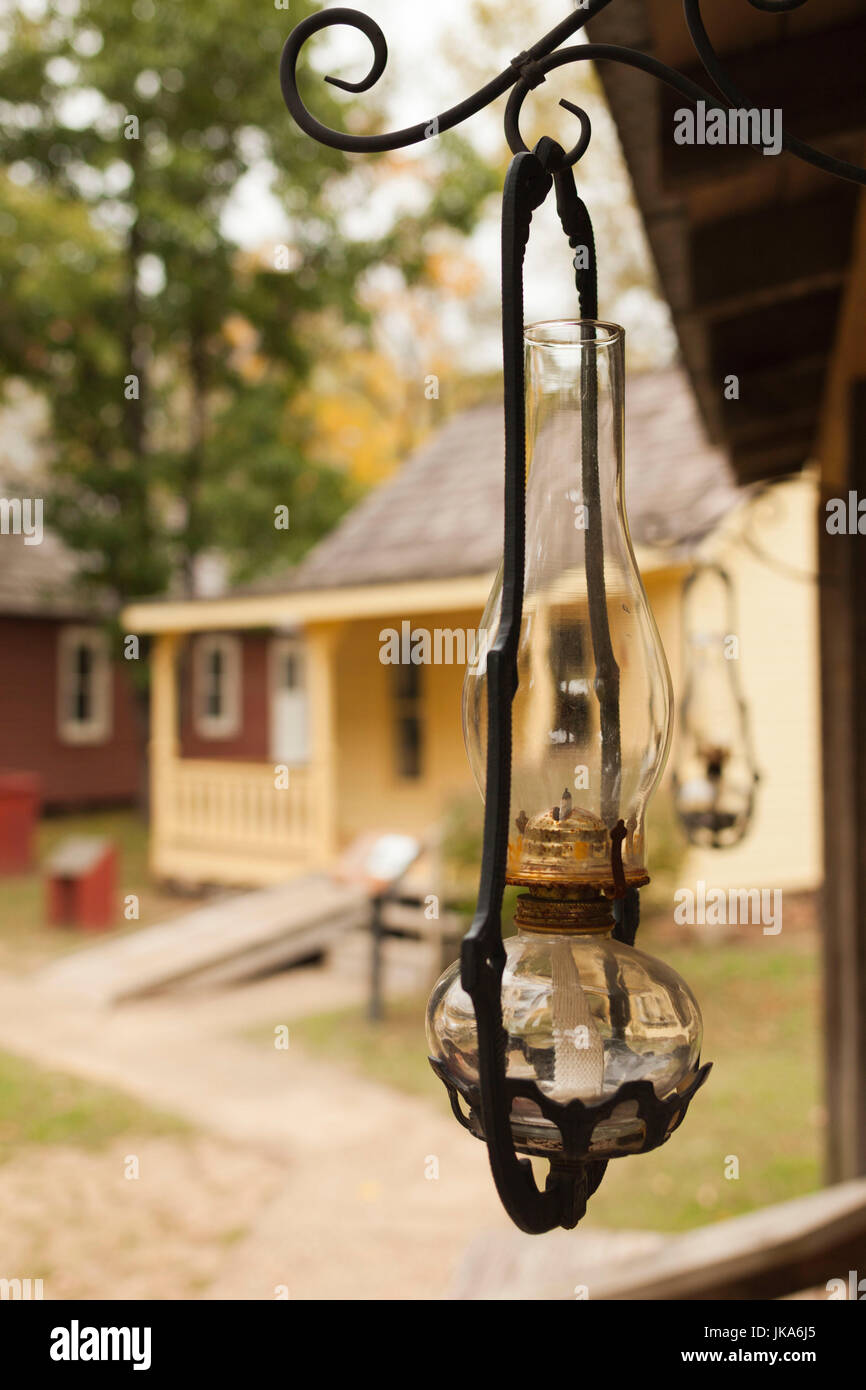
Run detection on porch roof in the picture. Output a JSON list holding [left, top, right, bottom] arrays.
[[123, 573, 495, 635], [587, 0, 866, 484]]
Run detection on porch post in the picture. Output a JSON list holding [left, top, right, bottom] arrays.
[[150, 631, 180, 876], [820, 379, 866, 1182], [306, 623, 342, 859]]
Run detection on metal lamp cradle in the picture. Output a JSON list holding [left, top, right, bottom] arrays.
[[279, 1, 866, 1235]]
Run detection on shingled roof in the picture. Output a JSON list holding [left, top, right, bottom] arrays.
[[0, 525, 106, 619], [266, 366, 739, 594]]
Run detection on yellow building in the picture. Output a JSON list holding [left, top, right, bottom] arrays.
[[125, 367, 820, 898]]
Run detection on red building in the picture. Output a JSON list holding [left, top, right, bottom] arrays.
[[0, 526, 142, 809]]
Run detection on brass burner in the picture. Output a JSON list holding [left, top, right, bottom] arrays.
[[507, 799, 649, 893]]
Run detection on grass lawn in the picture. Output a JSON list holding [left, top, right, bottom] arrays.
[[0, 810, 204, 972], [0, 1047, 189, 1161], [285, 929, 822, 1233]]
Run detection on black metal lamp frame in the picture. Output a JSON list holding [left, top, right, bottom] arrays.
[[280, 0, 866, 1234]]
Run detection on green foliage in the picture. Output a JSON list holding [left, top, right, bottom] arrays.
[[439, 791, 485, 893], [439, 792, 521, 933], [0, 1, 497, 601]]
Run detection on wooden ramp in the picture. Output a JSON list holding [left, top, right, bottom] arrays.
[[38, 876, 371, 1006]]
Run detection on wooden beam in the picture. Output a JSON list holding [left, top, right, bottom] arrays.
[[714, 357, 826, 447], [659, 18, 866, 187], [693, 292, 840, 475], [730, 438, 810, 485], [460, 1178, 866, 1300], [690, 192, 858, 320], [707, 287, 842, 377], [727, 413, 815, 455], [820, 378, 866, 1182], [591, 1178, 866, 1301]]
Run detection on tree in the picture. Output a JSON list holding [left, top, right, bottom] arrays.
[[0, 0, 497, 599]]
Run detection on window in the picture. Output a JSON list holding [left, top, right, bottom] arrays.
[[392, 662, 424, 779], [193, 634, 241, 739], [57, 626, 113, 745]]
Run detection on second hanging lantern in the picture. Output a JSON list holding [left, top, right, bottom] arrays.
[[673, 564, 760, 850]]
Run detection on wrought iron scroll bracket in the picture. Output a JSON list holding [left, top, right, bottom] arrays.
[[281, 1, 866, 187]]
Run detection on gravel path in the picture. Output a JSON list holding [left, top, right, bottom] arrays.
[[0, 967, 510, 1299]]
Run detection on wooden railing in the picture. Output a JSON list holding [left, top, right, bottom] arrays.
[[152, 758, 329, 885]]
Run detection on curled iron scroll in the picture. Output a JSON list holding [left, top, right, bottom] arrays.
[[281, 1, 866, 186]]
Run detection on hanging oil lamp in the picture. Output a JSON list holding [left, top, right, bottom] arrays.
[[425, 306, 710, 1230], [423, 153, 710, 1225], [673, 565, 760, 849]]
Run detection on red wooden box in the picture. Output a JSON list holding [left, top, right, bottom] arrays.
[[46, 836, 116, 931]]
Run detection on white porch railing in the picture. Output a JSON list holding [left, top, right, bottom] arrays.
[[153, 759, 329, 885]]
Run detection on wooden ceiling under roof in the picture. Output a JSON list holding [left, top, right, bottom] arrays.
[[587, 0, 866, 485]]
